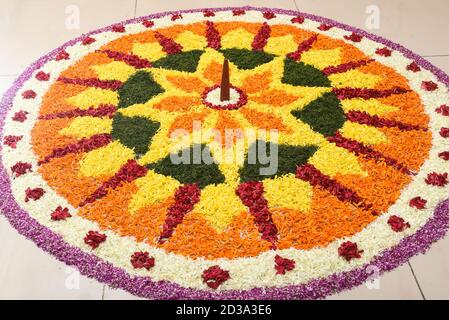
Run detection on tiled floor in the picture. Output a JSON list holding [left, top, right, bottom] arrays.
[[0, 0, 448, 300]]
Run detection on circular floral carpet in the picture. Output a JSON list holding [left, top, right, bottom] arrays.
[[1, 7, 449, 299]]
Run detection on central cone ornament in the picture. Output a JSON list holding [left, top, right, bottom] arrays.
[[220, 59, 230, 101]]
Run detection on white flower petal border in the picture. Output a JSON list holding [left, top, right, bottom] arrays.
[[0, 6, 449, 299]]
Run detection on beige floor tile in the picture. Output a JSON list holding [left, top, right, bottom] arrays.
[[328, 264, 423, 300], [136, 0, 297, 15], [0, 215, 103, 299], [0, 0, 135, 75], [293, 0, 449, 56], [103, 286, 145, 300]]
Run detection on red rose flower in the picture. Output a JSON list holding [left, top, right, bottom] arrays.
[[421, 81, 438, 91], [142, 19, 154, 28], [438, 151, 449, 160], [84, 231, 107, 249], [232, 9, 245, 16], [407, 62, 421, 72], [318, 24, 333, 31], [344, 33, 363, 42], [436, 105, 449, 116], [131, 252, 155, 270], [81, 36, 96, 45], [12, 110, 28, 122], [440, 127, 449, 138], [388, 215, 410, 232], [263, 11, 276, 19], [338, 241, 363, 261], [35, 71, 50, 81], [55, 50, 70, 61], [202, 266, 230, 289], [376, 47, 392, 57], [3, 135, 22, 148], [425, 172, 448, 186], [21, 90, 36, 99], [171, 13, 182, 21], [25, 187, 45, 202], [11, 162, 32, 177], [291, 15, 304, 24], [51, 206, 72, 221], [203, 10, 215, 17], [274, 255, 295, 275], [409, 197, 427, 209]]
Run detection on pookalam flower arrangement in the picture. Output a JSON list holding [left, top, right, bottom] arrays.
[[1, 7, 449, 299]]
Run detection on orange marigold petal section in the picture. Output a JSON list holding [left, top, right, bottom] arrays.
[[153, 96, 201, 112], [155, 22, 206, 38], [168, 111, 210, 135], [358, 61, 411, 90], [378, 92, 429, 127], [161, 211, 271, 259], [100, 30, 158, 53], [203, 61, 223, 84], [59, 52, 112, 79], [240, 108, 289, 132], [214, 112, 243, 146], [250, 89, 300, 107], [241, 71, 272, 94], [39, 82, 90, 116], [166, 75, 207, 94]]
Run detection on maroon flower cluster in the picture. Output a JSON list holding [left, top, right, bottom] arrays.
[[296, 163, 370, 210], [291, 15, 304, 24], [346, 110, 426, 131], [102, 49, 152, 69], [262, 11, 276, 19], [409, 196, 427, 209], [322, 59, 373, 76], [407, 62, 421, 72], [142, 19, 154, 28], [80, 159, 148, 207], [81, 36, 96, 45], [58, 77, 123, 90], [35, 71, 50, 81], [318, 24, 333, 31], [154, 32, 182, 54], [84, 231, 107, 249], [375, 47, 392, 57], [332, 87, 408, 100], [344, 33, 363, 42], [38, 133, 112, 165], [112, 24, 125, 33], [338, 241, 363, 261], [252, 22, 271, 51], [425, 172, 448, 187], [25, 187, 45, 202], [421, 81, 438, 91], [388, 215, 410, 232], [55, 50, 70, 61], [131, 251, 155, 270], [11, 162, 32, 177], [21, 90, 36, 99], [51, 206, 72, 221], [202, 266, 230, 289], [158, 184, 201, 244], [440, 127, 449, 138], [3, 135, 22, 148], [205, 21, 221, 50], [274, 255, 295, 275], [236, 182, 278, 248], [328, 132, 411, 175], [39, 104, 116, 120], [171, 14, 182, 21], [232, 9, 245, 16], [12, 110, 28, 122], [436, 105, 449, 116], [439, 151, 449, 160], [203, 9, 215, 17], [287, 34, 318, 61]]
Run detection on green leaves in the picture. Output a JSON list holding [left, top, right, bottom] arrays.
[[239, 140, 318, 182], [111, 113, 160, 156], [291, 92, 345, 137], [148, 144, 225, 189], [118, 71, 164, 108], [152, 50, 204, 72], [220, 48, 275, 70], [282, 58, 331, 87]]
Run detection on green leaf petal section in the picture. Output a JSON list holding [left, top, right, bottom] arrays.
[[118, 71, 164, 108], [111, 113, 160, 156], [291, 92, 345, 137], [148, 144, 225, 189], [220, 48, 275, 70], [282, 58, 331, 87], [239, 141, 318, 182], [152, 50, 204, 72]]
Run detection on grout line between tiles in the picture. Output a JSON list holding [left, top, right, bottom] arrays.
[[101, 284, 106, 300], [407, 261, 426, 300], [422, 54, 449, 58], [133, 0, 138, 19], [293, 0, 300, 12]]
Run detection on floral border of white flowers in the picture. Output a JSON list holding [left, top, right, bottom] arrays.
[[1, 8, 448, 292]]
